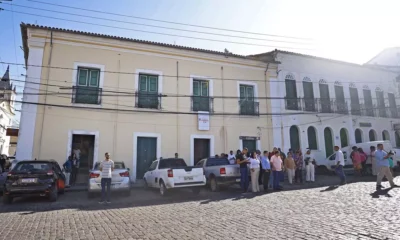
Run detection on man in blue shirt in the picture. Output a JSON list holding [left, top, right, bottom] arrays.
[[261, 151, 271, 192], [375, 143, 398, 191]]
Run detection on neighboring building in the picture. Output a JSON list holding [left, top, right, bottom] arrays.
[[17, 24, 277, 182], [253, 50, 400, 166], [6, 127, 18, 156], [365, 47, 400, 72], [0, 66, 16, 156]]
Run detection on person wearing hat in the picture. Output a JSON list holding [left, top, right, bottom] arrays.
[[334, 146, 346, 185], [236, 147, 250, 193], [304, 148, 315, 182]]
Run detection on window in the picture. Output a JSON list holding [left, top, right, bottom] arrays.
[[148, 161, 158, 171], [195, 159, 205, 167], [73, 67, 102, 104], [334, 84, 346, 114], [355, 129, 363, 143], [290, 125, 300, 151], [396, 131, 400, 147], [285, 74, 298, 110], [382, 130, 390, 141], [307, 126, 318, 150], [239, 84, 258, 116], [388, 93, 397, 118], [349, 87, 360, 115], [319, 82, 331, 113], [363, 89, 374, 117], [340, 128, 349, 148], [136, 74, 160, 109], [369, 129, 377, 141], [192, 80, 212, 112], [303, 79, 315, 112], [375, 89, 386, 117]]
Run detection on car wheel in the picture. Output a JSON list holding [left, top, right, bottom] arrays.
[[192, 187, 201, 195], [159, 181, 167, 196], [210, 177, 219, 192], [2, 194, 13, 204], [143, 179, 148, 189], [49, 185, 58, 202]]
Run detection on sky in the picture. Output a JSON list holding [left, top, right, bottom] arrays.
[[0, 0, 400, 123]]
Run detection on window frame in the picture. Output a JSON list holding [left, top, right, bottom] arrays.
[[237, 81, 259, 116]]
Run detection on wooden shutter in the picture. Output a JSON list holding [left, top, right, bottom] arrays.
[[139, 75, 147, 92], [78, 69, 88, 86], [89, 70, 99, 87], [193, 81, 200, 96], [149, 76, 158, 93]]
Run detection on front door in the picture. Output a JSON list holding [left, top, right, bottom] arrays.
[[71, 134, 95, 184], [194, 139, 210, 165], [242, 140, 256, 153], [137, 137, 157, 179]]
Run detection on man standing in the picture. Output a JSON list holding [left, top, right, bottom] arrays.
[[334, 146, 346, 185], [256, 150, 263, 185], [304, 149, 315, 182], [99, 152, 114, 204], [270, 151, 283, 191], [236, 148, 249, 193], [260, 151, 271, 192], [375, 144, 398, 191], [63, 156, 73, 187], [228, 150, 236, 164], [175, 153, 179, 158]]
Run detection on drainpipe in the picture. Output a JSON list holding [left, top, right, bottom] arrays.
[[221, 66, 226, 153], [113, 57, 121, 161], [176, 61, 179, 155], [37, 30, 53, 159], [264, 63, 270, 150]]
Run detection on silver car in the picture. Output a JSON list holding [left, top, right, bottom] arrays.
[[87, 161, 131, 198]]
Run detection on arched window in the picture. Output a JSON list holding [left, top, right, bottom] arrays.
[[355, 129, 363, 143], [324, 127, 334, 157], [382, 130, 390, 141], [369, 129, 377, 141], [289, 125, 300, 151], [307, 126, 318, 150], [395, 131, 400, 147], [340, 128, 349, 148]]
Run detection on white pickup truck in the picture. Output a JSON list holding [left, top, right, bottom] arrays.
[[143, 158, 206, 196]]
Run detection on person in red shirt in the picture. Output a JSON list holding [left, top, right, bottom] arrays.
[[358, 148, 368, 175]]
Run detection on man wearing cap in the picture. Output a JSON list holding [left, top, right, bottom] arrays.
[[334, 146, 346, 185], [236, 148, 250, 193]]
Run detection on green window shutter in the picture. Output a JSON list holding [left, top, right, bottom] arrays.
[[201, 81, 209, 96], [78, 69, 88, 86], [246, 86, 254, 99], [149, 76, 158, 92], [139, 75, 147, 92], [239, 85, 245, 99], [89, 70, 99, 87], [193, 81, 200, 96]]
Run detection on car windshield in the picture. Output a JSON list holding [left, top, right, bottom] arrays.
[[14, 162, 51, 172], [159, 158, 187, 169], [206, 158, 229, 166], [93, 162, 125, 170]]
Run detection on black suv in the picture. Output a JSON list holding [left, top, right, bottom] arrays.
[[2, 160, 66, 204]]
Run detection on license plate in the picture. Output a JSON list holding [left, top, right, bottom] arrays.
[[21, 178, 36, 183], [236, 178, 241, 182], [184, 176, 193, 181]]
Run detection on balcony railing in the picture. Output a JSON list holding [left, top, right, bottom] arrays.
[[135, 92, 162, 109], [191, 96, 214, 112], [239, 100, 259, 116], [72, 86, 102, 105]]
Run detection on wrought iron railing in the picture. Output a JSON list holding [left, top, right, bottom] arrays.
[[191, 96, 214, 112], [72, 86, 102, 104], [135, 92, 162, 109], [239, 100, 259, 116]]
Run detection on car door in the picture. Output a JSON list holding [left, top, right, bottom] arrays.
[[146, 161, 158, 187]]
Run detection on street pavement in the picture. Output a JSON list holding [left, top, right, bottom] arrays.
[[0, 175, 400, 240]]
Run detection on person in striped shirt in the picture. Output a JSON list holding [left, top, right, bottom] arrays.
[[99, 152, 114, 204]]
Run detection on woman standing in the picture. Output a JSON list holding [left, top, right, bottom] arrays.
[[294, 151, 303, 183], [249, 152, 260, 193], [285, 152, 296, 184], [358, 148, 368, 175]]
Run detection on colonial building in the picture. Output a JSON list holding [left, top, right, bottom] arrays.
[[0, 66, 16, 155], [253, 50, 400, 167], [17, 24, 277, 182]]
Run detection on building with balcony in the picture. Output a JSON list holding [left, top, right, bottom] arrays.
[[16, 24, 277, 182], [253, 50, 400, 164]]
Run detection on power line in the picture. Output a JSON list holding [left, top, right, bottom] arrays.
[[10, 3, 20, 76], [24, 0, 312, 40], [3, 9, 315, 51], [4, 61, 397, 85], [6, 2, 312, 45]]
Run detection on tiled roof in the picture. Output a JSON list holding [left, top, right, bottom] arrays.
[[20, 23, 253, 61]]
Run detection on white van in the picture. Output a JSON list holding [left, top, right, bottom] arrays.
[[321, 141, 398, 172]]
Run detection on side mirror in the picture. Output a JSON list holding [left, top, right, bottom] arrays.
[[127, 168, 130, 171]]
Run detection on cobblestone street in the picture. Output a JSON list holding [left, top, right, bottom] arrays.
[[1, 176, 400, 240]]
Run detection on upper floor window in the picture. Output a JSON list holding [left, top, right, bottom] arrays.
[[375, 87, 386, 118], [136, 74, 161, 109], [319, 79, 331, 113], [192, 79, 213, 112], [349, 84, 360, 115], [302, 77, 315, 112], [72, 67, 102, 105], [285, 74, 298, 110], [239, 84, 259, 116]]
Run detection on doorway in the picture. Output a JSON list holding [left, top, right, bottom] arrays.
[[136, 137, 157, 179], [71, 134, 95, 184], [242, 140, 256, 153], [194, 138, 210, 165]]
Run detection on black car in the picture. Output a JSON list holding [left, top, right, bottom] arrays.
[[2, 160, 66, 204]]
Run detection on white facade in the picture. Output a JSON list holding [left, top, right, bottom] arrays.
[[269, 51, 400, 165]]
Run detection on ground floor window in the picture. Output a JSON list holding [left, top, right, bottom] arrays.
[[355, 129, 363, 143], [369, 129, 377, 141], [289, 125, 300, 151]]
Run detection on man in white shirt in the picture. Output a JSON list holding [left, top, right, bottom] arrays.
[[99, 152, 114, 204], [334, 146, 346, 185], [304, 149, 315, 182], [227, 150, 236, 164]]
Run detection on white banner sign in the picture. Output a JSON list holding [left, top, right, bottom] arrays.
[[198, 111, 210, 131]]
